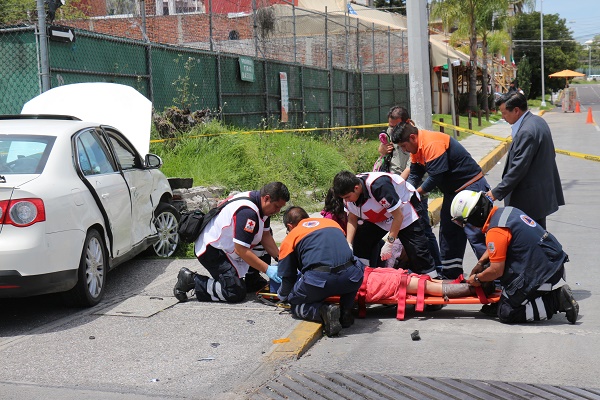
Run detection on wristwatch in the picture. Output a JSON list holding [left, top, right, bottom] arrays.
[[387, 235, 396, 243], [474, 274, 481, 283]]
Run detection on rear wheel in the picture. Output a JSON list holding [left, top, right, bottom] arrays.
[[63, 229, 107, 307], [152, 202, 180, 257]]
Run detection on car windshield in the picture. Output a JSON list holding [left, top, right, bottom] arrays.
[[0, 135, 54, 174]]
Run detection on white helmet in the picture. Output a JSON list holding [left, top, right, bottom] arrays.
[[450, 190, 483, 227]]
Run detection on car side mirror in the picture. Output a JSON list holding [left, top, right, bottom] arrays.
[[145, 153, 163, 169]]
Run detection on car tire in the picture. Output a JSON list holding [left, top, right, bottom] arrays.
[[63, 228, 107, 307], [152, 202, 180, 257]]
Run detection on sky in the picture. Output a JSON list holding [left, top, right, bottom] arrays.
[[539, 0, 600, 43]]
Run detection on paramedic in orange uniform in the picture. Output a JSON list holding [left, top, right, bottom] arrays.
[[451, 190, 578, 324], [277, 207, 365, 337], [395, 123, 489, 279]]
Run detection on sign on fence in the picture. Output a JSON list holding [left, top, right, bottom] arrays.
[[239, 57, 255, 82], [280, 72, 289, 123]]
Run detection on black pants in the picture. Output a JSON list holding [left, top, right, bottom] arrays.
[[195, 245, 246, 303]]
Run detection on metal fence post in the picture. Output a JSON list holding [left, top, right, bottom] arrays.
[[209, 0, 213, 52], [329, 49, 334, 128], [372, 23, 375, 73], [292, 3, 297, 64], [388, 27, 391, 74], [35, 0, 50, 92]]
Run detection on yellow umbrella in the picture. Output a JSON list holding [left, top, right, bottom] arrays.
[[548, 69, 586, 88]]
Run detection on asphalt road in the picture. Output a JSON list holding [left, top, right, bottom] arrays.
[[2, 90, 600, 399]]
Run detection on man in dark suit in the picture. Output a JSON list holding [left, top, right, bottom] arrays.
[[487, 93, 564, 229]]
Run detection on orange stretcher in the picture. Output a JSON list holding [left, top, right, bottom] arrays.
[[256, 270, 501, 321]]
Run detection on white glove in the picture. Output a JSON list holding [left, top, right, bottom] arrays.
[[380, 241, 394, 261]]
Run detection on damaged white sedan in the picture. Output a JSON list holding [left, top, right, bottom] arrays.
[[0, 83, 180, 306]]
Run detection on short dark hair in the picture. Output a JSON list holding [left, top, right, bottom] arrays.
[[387, 106, 410, 121], [392, 122, 419, 144], [260, 182, 290, 202], [332, 171, 360, 197], [495, 92, 528, 112], [283, 206, 309, 226]]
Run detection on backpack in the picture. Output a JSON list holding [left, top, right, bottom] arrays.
[[177, 196, 251, 243]]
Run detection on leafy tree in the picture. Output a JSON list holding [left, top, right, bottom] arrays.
[[513, 12, 578, 98], [0, 0, 88, 26], [431, 0, 505, 113], [516, 55, 532, 97]]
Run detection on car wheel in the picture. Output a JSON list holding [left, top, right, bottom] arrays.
[[63, 229, 107, 307], [152, 202, 180, 257]]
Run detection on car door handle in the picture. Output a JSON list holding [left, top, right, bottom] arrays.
[[130, 187, 136, 191], [101, 193, 109, 199]]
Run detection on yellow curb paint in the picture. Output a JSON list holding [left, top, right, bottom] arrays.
[[267, 320, 322, 361]]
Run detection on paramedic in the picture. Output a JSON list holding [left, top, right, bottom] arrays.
[[451, 190, 579, 324], [394, 123, 489, 279], [173, 182, 290, 303], [332, 171, 436, 277], [277, 206, 365, 337]]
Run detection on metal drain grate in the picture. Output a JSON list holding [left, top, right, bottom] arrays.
[[251, 372, 600, 400]]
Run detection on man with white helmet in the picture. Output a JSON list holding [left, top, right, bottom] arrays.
[[450, 190, 579, 324]]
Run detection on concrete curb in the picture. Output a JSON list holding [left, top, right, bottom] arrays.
[[266, 320, 322, 361]]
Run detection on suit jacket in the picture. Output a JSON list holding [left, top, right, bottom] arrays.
[[491, 112, 565, 220]]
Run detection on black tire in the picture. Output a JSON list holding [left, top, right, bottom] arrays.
[[63, 229, 107, 307], [152, 202, 180, 257]]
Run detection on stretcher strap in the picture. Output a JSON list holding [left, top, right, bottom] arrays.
[[357, 267, 373, 318], [415, 274, 432, 312], [474, 286, 490, 304], [395, 273, 410, 320]]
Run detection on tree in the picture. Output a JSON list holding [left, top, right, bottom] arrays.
[[431, 0, 504, 113], [516, 55, 532, 97], [0, 0, 88, 26], [513, 12, 578, 98]]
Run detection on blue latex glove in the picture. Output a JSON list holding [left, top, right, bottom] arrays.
[[266, 264, 281, 283]]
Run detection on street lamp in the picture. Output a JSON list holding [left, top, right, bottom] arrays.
[[585, 40, 593, 77], [540, 0, 546, 107]]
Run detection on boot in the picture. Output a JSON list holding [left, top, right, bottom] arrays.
[[442, 282, 476, 300], [557, 285, 579, 324], [340, 308, 355, 328], [173, 267, 196, 302], [319, 304, 342, 337]]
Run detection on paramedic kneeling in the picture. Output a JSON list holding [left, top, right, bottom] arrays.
[[173, 182, 289, 303], [450, 190, 579, 324], [277, 206, 365, 337]]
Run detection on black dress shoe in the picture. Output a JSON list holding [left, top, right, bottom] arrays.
[[319, 304, 342, 337], [173, 267, 196, 302]]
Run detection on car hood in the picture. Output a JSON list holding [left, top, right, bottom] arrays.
[[21, 83, 152, 157]]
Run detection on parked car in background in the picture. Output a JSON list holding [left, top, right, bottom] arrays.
[[0, 83, 180, 306]]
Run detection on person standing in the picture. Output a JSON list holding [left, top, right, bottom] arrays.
[[277, 207, 365, 337], [394, 122, 490, 279], [377, 106, 442, 268], [173, 182, 290, 303], [451, 190, 578, 324], [332, 171, 436, 277], [487, 93, 564, 229]]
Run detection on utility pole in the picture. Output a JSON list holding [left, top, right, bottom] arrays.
[[540, 0, 546, 107], [406, 0, 432, 130], [36, 0, 51, 92]]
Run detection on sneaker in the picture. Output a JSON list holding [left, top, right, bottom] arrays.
[[424, 304, 445, 312], [558, 285, 579, 324], [173, 267, 196, 302], [340, 309, 355, 328], [319, 304, 342, 337]]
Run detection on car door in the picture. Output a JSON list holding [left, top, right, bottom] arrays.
[[103, 128, 155, 246], [75, 129, 132, 258]]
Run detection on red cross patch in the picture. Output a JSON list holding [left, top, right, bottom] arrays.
[[244, 219, 256, 233], [364, 208, 389, 223], [379, 198, 390, 208]]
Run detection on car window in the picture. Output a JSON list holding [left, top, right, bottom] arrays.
[[105, 130, 140, 170], [76, 130, 117, 176], [0, 135, 54, 174]]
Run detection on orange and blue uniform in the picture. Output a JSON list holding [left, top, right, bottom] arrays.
[[277, 218, 364, 322], [409, 130, 489, 279]]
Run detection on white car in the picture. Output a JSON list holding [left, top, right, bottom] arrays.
[[0, 83, 180, 306]]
